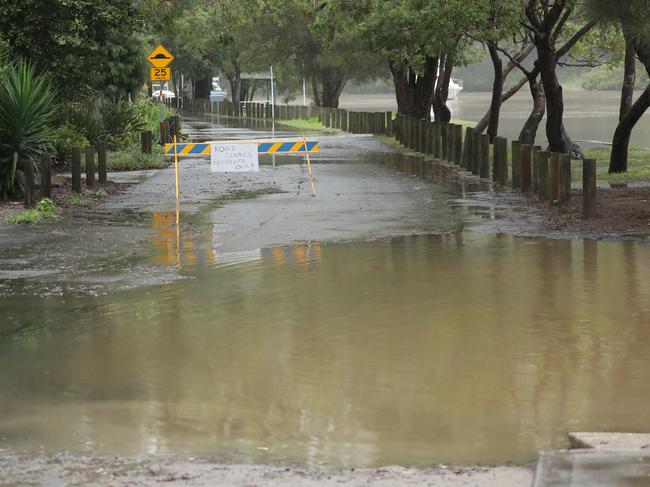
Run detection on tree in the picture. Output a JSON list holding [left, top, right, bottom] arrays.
[[523, 0, 596, 153], [587, 0, 650, 172], [0, 0, 146, 99]]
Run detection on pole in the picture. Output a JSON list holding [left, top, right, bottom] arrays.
[[270, 66, 275, 135], [302, 134, 316, 197], [302, 62, 307, 106], [173, 134, 180, 200]]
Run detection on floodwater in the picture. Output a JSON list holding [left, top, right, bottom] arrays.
[[339, 91, 650, 149], [2, 112, 650, 469]]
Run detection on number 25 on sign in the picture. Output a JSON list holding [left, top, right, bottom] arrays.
[[150, 67, 171, 81]]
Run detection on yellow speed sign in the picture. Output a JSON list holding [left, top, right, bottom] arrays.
[[150, 67, 171, 81]]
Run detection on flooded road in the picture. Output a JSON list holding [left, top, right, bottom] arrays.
[[1, 114, 650, 469]]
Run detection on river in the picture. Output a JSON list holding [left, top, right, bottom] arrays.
[[339, 91, 650, 149], [1, 105, 650, 470]]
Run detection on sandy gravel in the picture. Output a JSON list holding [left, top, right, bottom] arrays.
[[0, 451, 533, 487]]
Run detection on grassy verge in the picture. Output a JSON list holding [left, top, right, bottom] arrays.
[[573, 146, 650, 183], [107, 145, 168, 171], [4, 198, 57, 224], [76, 145, 168, 172], [276, 117, 340, 133]]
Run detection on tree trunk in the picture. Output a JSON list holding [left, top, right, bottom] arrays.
[[610, 84, 650, 172], [390, 57, 437, 118], [194, 75, 212, 99], [475, 75, 528, 133], [311, 68, 348, 108], [487, 41, 503, 141], [389, 61, 410, 116], [609, 35, 637, 172], [518, 76, 545, 145], [432, 55, 452, 123], [536, 43, 565, 152]]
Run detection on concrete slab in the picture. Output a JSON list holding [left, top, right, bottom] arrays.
[[569, 432, 650, 452], [532, 450, 650, 487]]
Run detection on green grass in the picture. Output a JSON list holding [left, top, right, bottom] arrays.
[[87, 188, 108, 198], [572, 146, 650, 182], [277, 117, 340, 133], [5, 198, 56, 224], [64, 195, 92, 206], [106, 145, 168, 171], [454, 119, 477, 128]]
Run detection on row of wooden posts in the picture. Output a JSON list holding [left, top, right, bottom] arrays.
[[392, 115, 596, 219], [182, 99, 597, 218], [184, 99, 394, 135], [22, 145, 108, 209]]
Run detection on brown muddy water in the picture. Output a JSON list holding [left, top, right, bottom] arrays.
[[2, 114, 650, 470]]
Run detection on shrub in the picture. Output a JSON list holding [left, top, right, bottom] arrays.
[[0, 61, 57, 198], [5, 197, 56, 223], [50, 123, 88, 164]]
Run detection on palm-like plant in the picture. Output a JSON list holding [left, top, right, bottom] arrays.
[[0, 61, 57, 198]]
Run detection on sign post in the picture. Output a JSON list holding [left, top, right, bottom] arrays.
[[147, 44, 174, 121]]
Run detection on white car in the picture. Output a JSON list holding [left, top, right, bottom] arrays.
[[152, 88, 176, 100]]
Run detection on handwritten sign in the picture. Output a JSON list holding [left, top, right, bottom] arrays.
[[211, 143, 259, 172]]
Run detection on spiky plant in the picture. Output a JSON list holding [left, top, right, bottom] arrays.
[[0, 61, 58, 198]]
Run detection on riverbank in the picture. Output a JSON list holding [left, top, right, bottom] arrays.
[[0, 451, 533, 487]]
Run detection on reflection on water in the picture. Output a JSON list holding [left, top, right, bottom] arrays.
[[151, 210, 321, 269], [2, 234, 650, 467]]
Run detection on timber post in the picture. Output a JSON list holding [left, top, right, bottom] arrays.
[[537, 150, 549, 200], [23, 159, 35, 208], [40, 153, 51, 198], [583, 158, 597, 219], [520, 144, 532, 192], [559, 154, 572, 205], [511, 140, 521, 189], [71, 147, 82, 193], [549, 152, 559, 204], [480, 134, 490, 179], [98, 143, 107, 184], [85, 146, 95, 188]]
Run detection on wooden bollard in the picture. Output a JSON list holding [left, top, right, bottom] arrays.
[[583, 158, 597, 219], [85, 146, 95, 188], [464, 129, 479, 172], [454, 124, 463, 165], [447, 124, 456, 162], [549, 152, 559, 204], [531, 146, 539, 192], [441, 123, 449, 160], [520, 144, 532, 192], [22, 159, 35, 208], [40, 153, 51, 198], [496, 137, 508, 185], [141, 131, 152, 154], [416, 119, 424, 152], [471, 130, 480, 175], [559, 154, 572, 204], [492, 137, 500, 182], [159, 121, 169, 146], [433, 122, 441, 158], [511, 140, 521, 189], [480, 134, 490, 178], [98, 143, 107, 184], [461, 127, 471, 169], [71, 147, 82, 193], [536, 150, 549, 200]]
